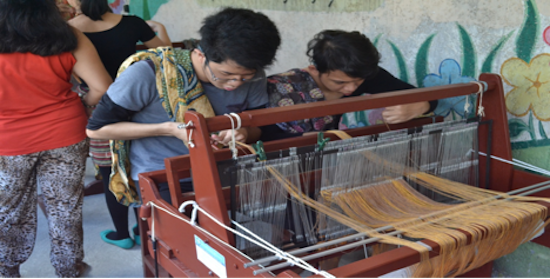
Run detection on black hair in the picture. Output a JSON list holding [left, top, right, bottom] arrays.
[[80, 0, 112, 21], [307, 30, 380, 79], [199, 7, 281, 70], [0, 0, 77, 56]]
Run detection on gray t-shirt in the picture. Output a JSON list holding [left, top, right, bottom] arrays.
[[106, 60, 268, 180]]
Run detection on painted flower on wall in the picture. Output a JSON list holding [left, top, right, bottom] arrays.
[[501, 53, 550, 121], [423, 59, 476, 118]]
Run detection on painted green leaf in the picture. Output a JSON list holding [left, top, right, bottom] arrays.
[[143, 0, 151, 20], [508, 118, 530, 139], [481, 31, 514, 73], [516, 0, 539, 63], [373, 33, 382, 49], [415, 34, 436, 88], [129, 0, 168, 20], [387, 40, 409, 83], [457, 24, 476, 78], [538, 120, 548, 139]]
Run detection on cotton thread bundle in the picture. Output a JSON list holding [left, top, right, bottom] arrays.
[[274, 164, 549, 277], [338, 149, 550, 276]]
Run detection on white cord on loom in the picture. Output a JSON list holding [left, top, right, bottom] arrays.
[[177, 201, 335, 278], [469, 81, 486, 117], [147, 201, 256, 268], [177, 121, 195, 148], [223, 113, 241, 160]]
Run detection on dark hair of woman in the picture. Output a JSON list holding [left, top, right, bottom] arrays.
[[0, 0, 78, 56], [199, 7, 281, 70], [80, 0, 112, 21], [307, 30, 381, 79]]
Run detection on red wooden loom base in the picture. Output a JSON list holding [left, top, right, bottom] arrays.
[[137, 74, 550, 277]]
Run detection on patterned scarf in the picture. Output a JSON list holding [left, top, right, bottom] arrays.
[[110, 47, 215, 206]]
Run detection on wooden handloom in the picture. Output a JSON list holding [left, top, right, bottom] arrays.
[[136, 73, 550, 277]]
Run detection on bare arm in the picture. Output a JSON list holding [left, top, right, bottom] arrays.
[[382, 101, 431, 124], [245, 127, 262, 143], [71, 28, 112, 106], [86, 121, 188, 142], [212, 126, 261, 145], [144, 20, 172, 47]]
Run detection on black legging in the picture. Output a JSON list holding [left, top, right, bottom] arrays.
[[99, 166, 138, 239], [134, 177, 194, 205]]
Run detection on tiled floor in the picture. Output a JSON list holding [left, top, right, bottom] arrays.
[[19, 158, 143, 278]]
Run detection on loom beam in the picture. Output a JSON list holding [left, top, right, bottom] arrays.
[[137, 73, 550, 278]]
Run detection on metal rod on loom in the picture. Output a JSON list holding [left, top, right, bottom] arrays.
[[249, 180, 550, 275], [243, 226, 394, 268]]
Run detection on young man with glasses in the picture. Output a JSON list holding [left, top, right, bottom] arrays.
[[86, 8, 281, 204]]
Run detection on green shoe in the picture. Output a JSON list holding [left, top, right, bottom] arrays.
[[100, 230, 134, 249], [134, 234, 141, 245], [132, 224, 141, 245]]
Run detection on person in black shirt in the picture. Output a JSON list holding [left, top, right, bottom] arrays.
[[67, 0, 171, 250], [261, 30, 436, 141]]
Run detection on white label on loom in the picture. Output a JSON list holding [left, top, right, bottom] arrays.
[[195, 235, 227, 278]]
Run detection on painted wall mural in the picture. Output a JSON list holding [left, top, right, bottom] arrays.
[[361, 0, 550, 170], [195, 0, 383, 12], [499, 0, 550, 169]]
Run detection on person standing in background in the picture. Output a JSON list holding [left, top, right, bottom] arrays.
[[0, 0, 112, 277], [67, 0, 172, 250]]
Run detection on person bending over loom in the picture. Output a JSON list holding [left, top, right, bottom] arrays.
[[86, 8, 281, 205], [260, 30, 437, 141]]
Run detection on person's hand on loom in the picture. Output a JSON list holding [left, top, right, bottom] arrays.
[[210, 128, 249, 149], [172, 122, 189, 144], [382, 101, 431, 124]]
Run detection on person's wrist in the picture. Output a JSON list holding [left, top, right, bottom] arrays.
[[83, 102, 96, 109], [417, 101, 431, 116], [240, 128, 249, 142], [79, 94, 96, 109]]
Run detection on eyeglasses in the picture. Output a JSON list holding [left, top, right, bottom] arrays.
[[204, 60, 263, 83]]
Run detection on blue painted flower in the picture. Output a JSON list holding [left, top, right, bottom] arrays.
[[423, 59, 476, 118]]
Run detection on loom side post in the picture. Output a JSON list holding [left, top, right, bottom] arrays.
[[478, 73, 550, 249], [477, 73, 514, 192], [184, 111, 235, 245], [164, 157, 190, 208]]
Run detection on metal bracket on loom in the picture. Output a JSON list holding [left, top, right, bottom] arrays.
[[317, 132, 330, 152]]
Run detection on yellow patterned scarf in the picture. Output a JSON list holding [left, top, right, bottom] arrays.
[[109, 47, 215, 206]]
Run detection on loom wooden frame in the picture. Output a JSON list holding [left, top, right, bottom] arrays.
[[136, 73, 550, 277]]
